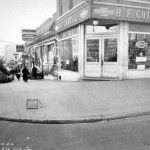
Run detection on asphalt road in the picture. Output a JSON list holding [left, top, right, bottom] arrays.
[[1, 116, 150, 150]]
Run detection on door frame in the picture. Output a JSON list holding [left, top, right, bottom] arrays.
[[84, 34, 119, 78], [84, 37, 102, 77]]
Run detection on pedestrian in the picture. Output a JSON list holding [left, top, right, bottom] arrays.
[[32, 65, 37, 79], [73, 56, 78, 72], [22, 66, 30, 82], [15, 66, 21, 81]]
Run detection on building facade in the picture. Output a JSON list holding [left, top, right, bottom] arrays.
[[55, 0, 150, 81], [5, 44, 16, 61], [25, 14, 57, 77]]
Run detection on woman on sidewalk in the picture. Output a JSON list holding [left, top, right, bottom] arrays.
[[22, 66, 30, 82]]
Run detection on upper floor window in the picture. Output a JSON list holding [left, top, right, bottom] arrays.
[[69, 0, 73, 10], [59, 0, 62, 16]]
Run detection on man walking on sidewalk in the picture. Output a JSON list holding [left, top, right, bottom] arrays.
[[15, 66, 21, 81], [22, 66, 30, 82]]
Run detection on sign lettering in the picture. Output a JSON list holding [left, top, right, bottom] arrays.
[[135, 41, 148, 48], [116, 9, 121, 18], [56, 6, 90, 32], [22, 29, 36, 41], [92, 4, 150, 23], [56, 3, 150, 32], [16, 45, 24, 52]]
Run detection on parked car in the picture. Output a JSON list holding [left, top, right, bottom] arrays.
[[36, 71, 44, 79], [29, 70, 44, 79]]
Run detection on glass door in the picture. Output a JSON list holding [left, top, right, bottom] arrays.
[[102, 37, 119, 78], [85, 38, 101, 77]]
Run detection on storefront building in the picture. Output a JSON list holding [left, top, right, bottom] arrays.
[[25, 15, 57, 78], [56, 0, 150, 81]]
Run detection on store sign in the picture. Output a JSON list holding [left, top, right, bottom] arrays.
[[16, 45, 24, 52], [80, 9, 89, 18], [96, 7, 115, 16], [56, 2, 150, 33], [92, 4, 150, 23], [56, 3, 91, 32], [137, 65, 145, 69], [22, 54, 28, 59], [136, 57, 147, 62], [135, 41, 148, 48], [22, 29, 36, 41]]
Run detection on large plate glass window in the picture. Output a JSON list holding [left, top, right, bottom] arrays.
[[59, 36, 79, 72], [128, 33, 150, 69]]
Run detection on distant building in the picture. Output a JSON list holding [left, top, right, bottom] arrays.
[[5, 44, 16, 61], [5, 44, 22, 61]]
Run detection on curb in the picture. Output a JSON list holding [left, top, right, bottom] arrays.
[[1, 111, 150, 124], [0, 116, 103, 124]]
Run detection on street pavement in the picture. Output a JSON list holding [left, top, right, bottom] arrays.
[[0, 76, 150, 123]]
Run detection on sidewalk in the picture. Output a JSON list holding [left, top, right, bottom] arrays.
[[0, 77, 150, 124]]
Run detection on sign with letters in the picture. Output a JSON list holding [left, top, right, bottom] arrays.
[[22, 29, 36, 41], [136, 56, 147, 62], [135, 41, 148, 48], [56, 2, 91, 32], [92, 4, 150, 23], [56, 2, 150, 33], [16, 45, 24, 52]]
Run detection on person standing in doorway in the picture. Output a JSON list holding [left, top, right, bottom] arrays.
[[22, 66, 30, 82]]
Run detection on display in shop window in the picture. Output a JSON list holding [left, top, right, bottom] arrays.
[[128, 33, 150, 69], [59, 36, 79, 72], [104, 38, 117, 62], [87, 39, 99, 62]]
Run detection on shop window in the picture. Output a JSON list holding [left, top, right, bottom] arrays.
[[59, 36, 79, 72], [128, 33, 150, 70]]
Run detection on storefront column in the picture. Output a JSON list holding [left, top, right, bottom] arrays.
[[123, 22, 129, 80], [119, 22, 129, 80], [79, 24, 84, 80]]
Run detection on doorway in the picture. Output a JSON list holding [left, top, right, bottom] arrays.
[[85, 35, 119, 78]]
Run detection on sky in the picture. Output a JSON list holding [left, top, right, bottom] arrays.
[[0, 0, 56, 55]]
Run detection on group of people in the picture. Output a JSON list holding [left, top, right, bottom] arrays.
[[15, 65, 37, 82]]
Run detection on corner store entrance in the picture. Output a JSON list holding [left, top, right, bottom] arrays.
[[85, 35, 119, 78]]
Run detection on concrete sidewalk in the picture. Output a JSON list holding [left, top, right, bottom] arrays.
[[0, 77, 150, 124]]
